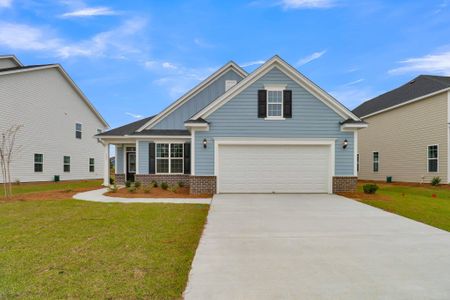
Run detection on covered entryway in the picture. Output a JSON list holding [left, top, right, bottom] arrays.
[[216, 139, 334, 193]]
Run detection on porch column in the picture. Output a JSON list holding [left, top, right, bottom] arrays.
[[103, 142, 110, 186]]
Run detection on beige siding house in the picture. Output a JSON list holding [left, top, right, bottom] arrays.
[[354, 75, 450, 183], [0, 55, 109, 183]]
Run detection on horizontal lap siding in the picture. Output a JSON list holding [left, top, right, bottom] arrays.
[[153, 69, 244, 129], [116, 146, 124, 174], [138, 141, 149, 174], [195, 67, 354, 176], [358, 92, 448, 183], [0, 68, 107, 182]]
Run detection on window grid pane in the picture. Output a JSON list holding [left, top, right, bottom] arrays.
[[157, 159, 169, 173], [170, 159, 183, 173], [170, 144, 183, 158], [157, 144, 169, 158]]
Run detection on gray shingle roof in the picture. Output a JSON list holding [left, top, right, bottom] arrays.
[[97, 116, 155, 136], [97, 116, 191, 137], [353, 75, 450, 118]]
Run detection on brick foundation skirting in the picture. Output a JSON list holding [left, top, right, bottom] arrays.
[[115, 174, 125, 185], [190, 176, 216, 195], [333, 176, 357, 193], [135, 174, 190, 187]]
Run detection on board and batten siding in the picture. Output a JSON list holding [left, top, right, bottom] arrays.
[[194, 67, 354, 176], [152, 69, 244, 130], [0, 68, 107, 183], [358, 92, 448, 183]]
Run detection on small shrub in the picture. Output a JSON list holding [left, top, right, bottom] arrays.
[[134, 181, 141, 188], [127, 184, 137, 193], [14, 179, 21, 185], [161, 182, 168, 190], [168, 183, 179, 193], [125, 180, 132, 188], [363, 183, 379, 194], [108, 184, 118, 193], [178, 181, 184, 188], [151, 180, 158, 188], [431, 176, 441, 186], [109, 177, 115, 185], [143, 184, 153, 193]]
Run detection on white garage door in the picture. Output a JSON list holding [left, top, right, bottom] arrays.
[[217, 144, 331, 193]]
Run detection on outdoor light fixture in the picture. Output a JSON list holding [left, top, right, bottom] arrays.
[[342, 139, 348, 149], [203, 138, 207, 149]]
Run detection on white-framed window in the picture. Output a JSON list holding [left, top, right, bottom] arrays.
[[267, 90, 283, 118], [89, 158, 95, 172], [63, 156, 70, 172], [427, 145, 438, 172], [156, 143, 184, 174], [225, 80, 237, 91], [373, 152, 379, 172], [75, 123, 82, 139], [34, 153, 43, 172], [357, 153, 360, 172]]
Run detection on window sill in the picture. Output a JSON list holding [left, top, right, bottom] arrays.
[[264, 117, 286, 121]]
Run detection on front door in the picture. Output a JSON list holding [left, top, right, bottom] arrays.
[[126, 151, 136, 182]]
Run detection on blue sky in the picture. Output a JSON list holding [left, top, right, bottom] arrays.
[[1, 0, 450, 128]]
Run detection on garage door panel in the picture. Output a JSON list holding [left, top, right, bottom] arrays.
[[218, 144, 330, 193]]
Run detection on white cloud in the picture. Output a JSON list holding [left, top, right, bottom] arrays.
[[388, 50, 450, 75], [330, 86, 377, 109], [280, 0, 336, 9], [146, 61, 216, 98], [162, 62, 177, 70], [342, 78, 364, 86], [240, 60, 266, 67], [296, 50, 326, 66], [125, 112, 144, 119], [0, 18, 148, 59], [0, 0, 12, 8], [61, 6, 118, 18]]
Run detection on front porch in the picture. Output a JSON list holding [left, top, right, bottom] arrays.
[[101, 139, 216, 195]]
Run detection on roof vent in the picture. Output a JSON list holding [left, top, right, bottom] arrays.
[[225, 80, 237, 91], [409, 80, 416, 84]]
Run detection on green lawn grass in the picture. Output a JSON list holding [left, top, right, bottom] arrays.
[[357, 183, 450, 231], [0, 180, 102, 195], [0, 200, 208, 299]]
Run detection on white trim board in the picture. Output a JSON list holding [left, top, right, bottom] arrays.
[[191, 55, 360, 122], [137, 61, 247, 131], [0, 64, 109, 127], [213, 138, 336, 194]]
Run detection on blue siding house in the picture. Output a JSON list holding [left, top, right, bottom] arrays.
[[98, 56, 366, 194]]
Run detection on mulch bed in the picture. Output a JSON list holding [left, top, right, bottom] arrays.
[[105, 187, 211, 199], [358, 180, 448, 189]]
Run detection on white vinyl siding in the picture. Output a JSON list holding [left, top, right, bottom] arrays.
[[358, 92, 448, 183], [0, 67, 107, 182]]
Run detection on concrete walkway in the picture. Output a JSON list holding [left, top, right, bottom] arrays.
[[73, 188, 211, 204], [184, 194, 450, 300]]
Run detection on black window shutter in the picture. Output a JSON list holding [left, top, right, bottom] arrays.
[[257, 90, 267, 118], [283, 90, 292, 118], [184, 142, 191, 174], [148, 142, 155, 174]]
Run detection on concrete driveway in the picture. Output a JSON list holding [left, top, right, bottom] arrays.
[[184, 194, 450, 300]]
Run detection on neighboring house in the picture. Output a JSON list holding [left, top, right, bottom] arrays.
[[353, 75, 450, 183], [0, 55, 109, 183], [97, 55, 366, 194]]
